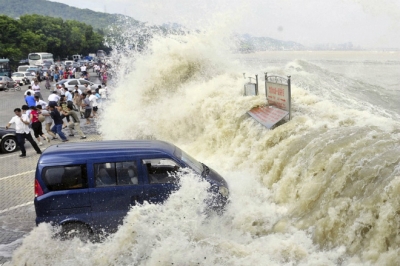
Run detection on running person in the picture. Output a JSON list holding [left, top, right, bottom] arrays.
[[5, 108, 42, 157], [29, 106, 50, 145]]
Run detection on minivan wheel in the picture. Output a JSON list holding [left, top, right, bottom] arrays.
[[60, 223, 92, 241], [1, 137, 17, 153]]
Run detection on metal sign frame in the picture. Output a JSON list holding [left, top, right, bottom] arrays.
[[243, 73, 258, 96], [265, 73, 291, 120]]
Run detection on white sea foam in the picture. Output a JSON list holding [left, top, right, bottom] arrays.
[[11, 25, 400, 266]]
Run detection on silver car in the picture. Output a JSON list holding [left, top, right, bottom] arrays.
[[54, 79, 101, 91], [0, 76, 15, 90]]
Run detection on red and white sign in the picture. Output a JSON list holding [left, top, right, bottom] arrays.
[[266, 82, 289, 112], [247, 106, 289, 129]]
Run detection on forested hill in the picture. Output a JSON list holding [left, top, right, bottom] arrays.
[[0, 0, 306, 52], [0, 0, 139, 30]]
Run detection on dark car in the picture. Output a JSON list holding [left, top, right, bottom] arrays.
[[26, 67, 44, 80], [19, 59, 29, 65], [0, 127, 17, 153], [34, 140, 229, 238]]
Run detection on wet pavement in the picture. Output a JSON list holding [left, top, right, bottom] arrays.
[[0, 75, 103, 265]]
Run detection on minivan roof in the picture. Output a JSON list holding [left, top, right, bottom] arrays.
[[39, 140, 177, 163]]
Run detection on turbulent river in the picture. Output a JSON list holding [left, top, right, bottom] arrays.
[[11, 31, 400, 265]]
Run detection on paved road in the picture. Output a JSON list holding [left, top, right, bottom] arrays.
[[0, 76, 103, 265]]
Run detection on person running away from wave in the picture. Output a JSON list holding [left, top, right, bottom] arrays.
[[61, 104, 87, 139], [49, 104, 68, 142], [29, 105, 50, 146], [5, 107, 42, 157]]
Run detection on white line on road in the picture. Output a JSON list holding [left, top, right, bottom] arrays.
[[0, 170, 35, 181], [0, 201, 33, 214], [0, 153, 18, 159]]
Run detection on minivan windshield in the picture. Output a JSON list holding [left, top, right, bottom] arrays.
[[175, 149, 203, 174]]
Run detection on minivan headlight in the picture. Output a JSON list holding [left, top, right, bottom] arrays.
[[218, 186, 229, 197]]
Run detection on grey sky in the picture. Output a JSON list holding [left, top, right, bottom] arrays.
[[50, 0, 400, 49]]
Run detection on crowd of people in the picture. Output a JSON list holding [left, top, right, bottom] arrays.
[[6, 68, 109, 157], [34, 61, 110, 86]]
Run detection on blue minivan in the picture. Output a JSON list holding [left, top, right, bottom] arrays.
[[34, 140, 229, 237]]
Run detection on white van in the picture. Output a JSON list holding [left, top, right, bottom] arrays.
[[18, 65, 30, 72], [72, 55, 81, 61]]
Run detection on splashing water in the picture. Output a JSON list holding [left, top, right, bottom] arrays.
[[12, 26, 400, 265]]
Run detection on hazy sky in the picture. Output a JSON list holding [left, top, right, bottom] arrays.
[[49, 0, 400, 49]]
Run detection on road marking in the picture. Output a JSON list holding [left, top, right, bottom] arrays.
[[0, 170, 35, 181], [0, 154, 18, 159], [0, 201, 33, 214]]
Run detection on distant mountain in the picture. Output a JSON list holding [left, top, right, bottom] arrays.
[[0, 0, 307, 52], [238, 34, 305, 52], [0, 0, 140, 31]]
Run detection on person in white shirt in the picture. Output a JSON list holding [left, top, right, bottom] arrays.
[[32, 80, 43, 100], [48, 91, 61, 106], [34, 96, 48, 109], [88, 90, 99, 118], [24, 86, 36, 104], [80, 65, 87, 76], [59, 84, 67, 96], [72, 85, 82, 95], [5, 107, 42, 157], [83, 83, 91, 93], [99, 85, 107, 100]]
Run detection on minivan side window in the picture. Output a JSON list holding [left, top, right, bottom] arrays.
[[95, 161, 138, 187], [143, 158, 180, 184], [42, 165, 87, 191]]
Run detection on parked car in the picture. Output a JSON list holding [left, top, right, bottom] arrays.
[[54, 79, 101, 91], [78, 59, 89, 67], [11, 72, 34, 85], [19, 59, 29, 65], [0, 127, 17, 153], [34, 140, 229, 237], [26, 67, 44, 80], [41, 66, 50, 73], [26, 66, 42, 73], [0, 76, 16, 90], [17, 65, 31, 73]]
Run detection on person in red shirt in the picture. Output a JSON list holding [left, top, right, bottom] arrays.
[[63, 69, 69, 80], [30, 106, 50, 145]]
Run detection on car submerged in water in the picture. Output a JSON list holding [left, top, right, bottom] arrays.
[[34, 140, 229, 238]]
